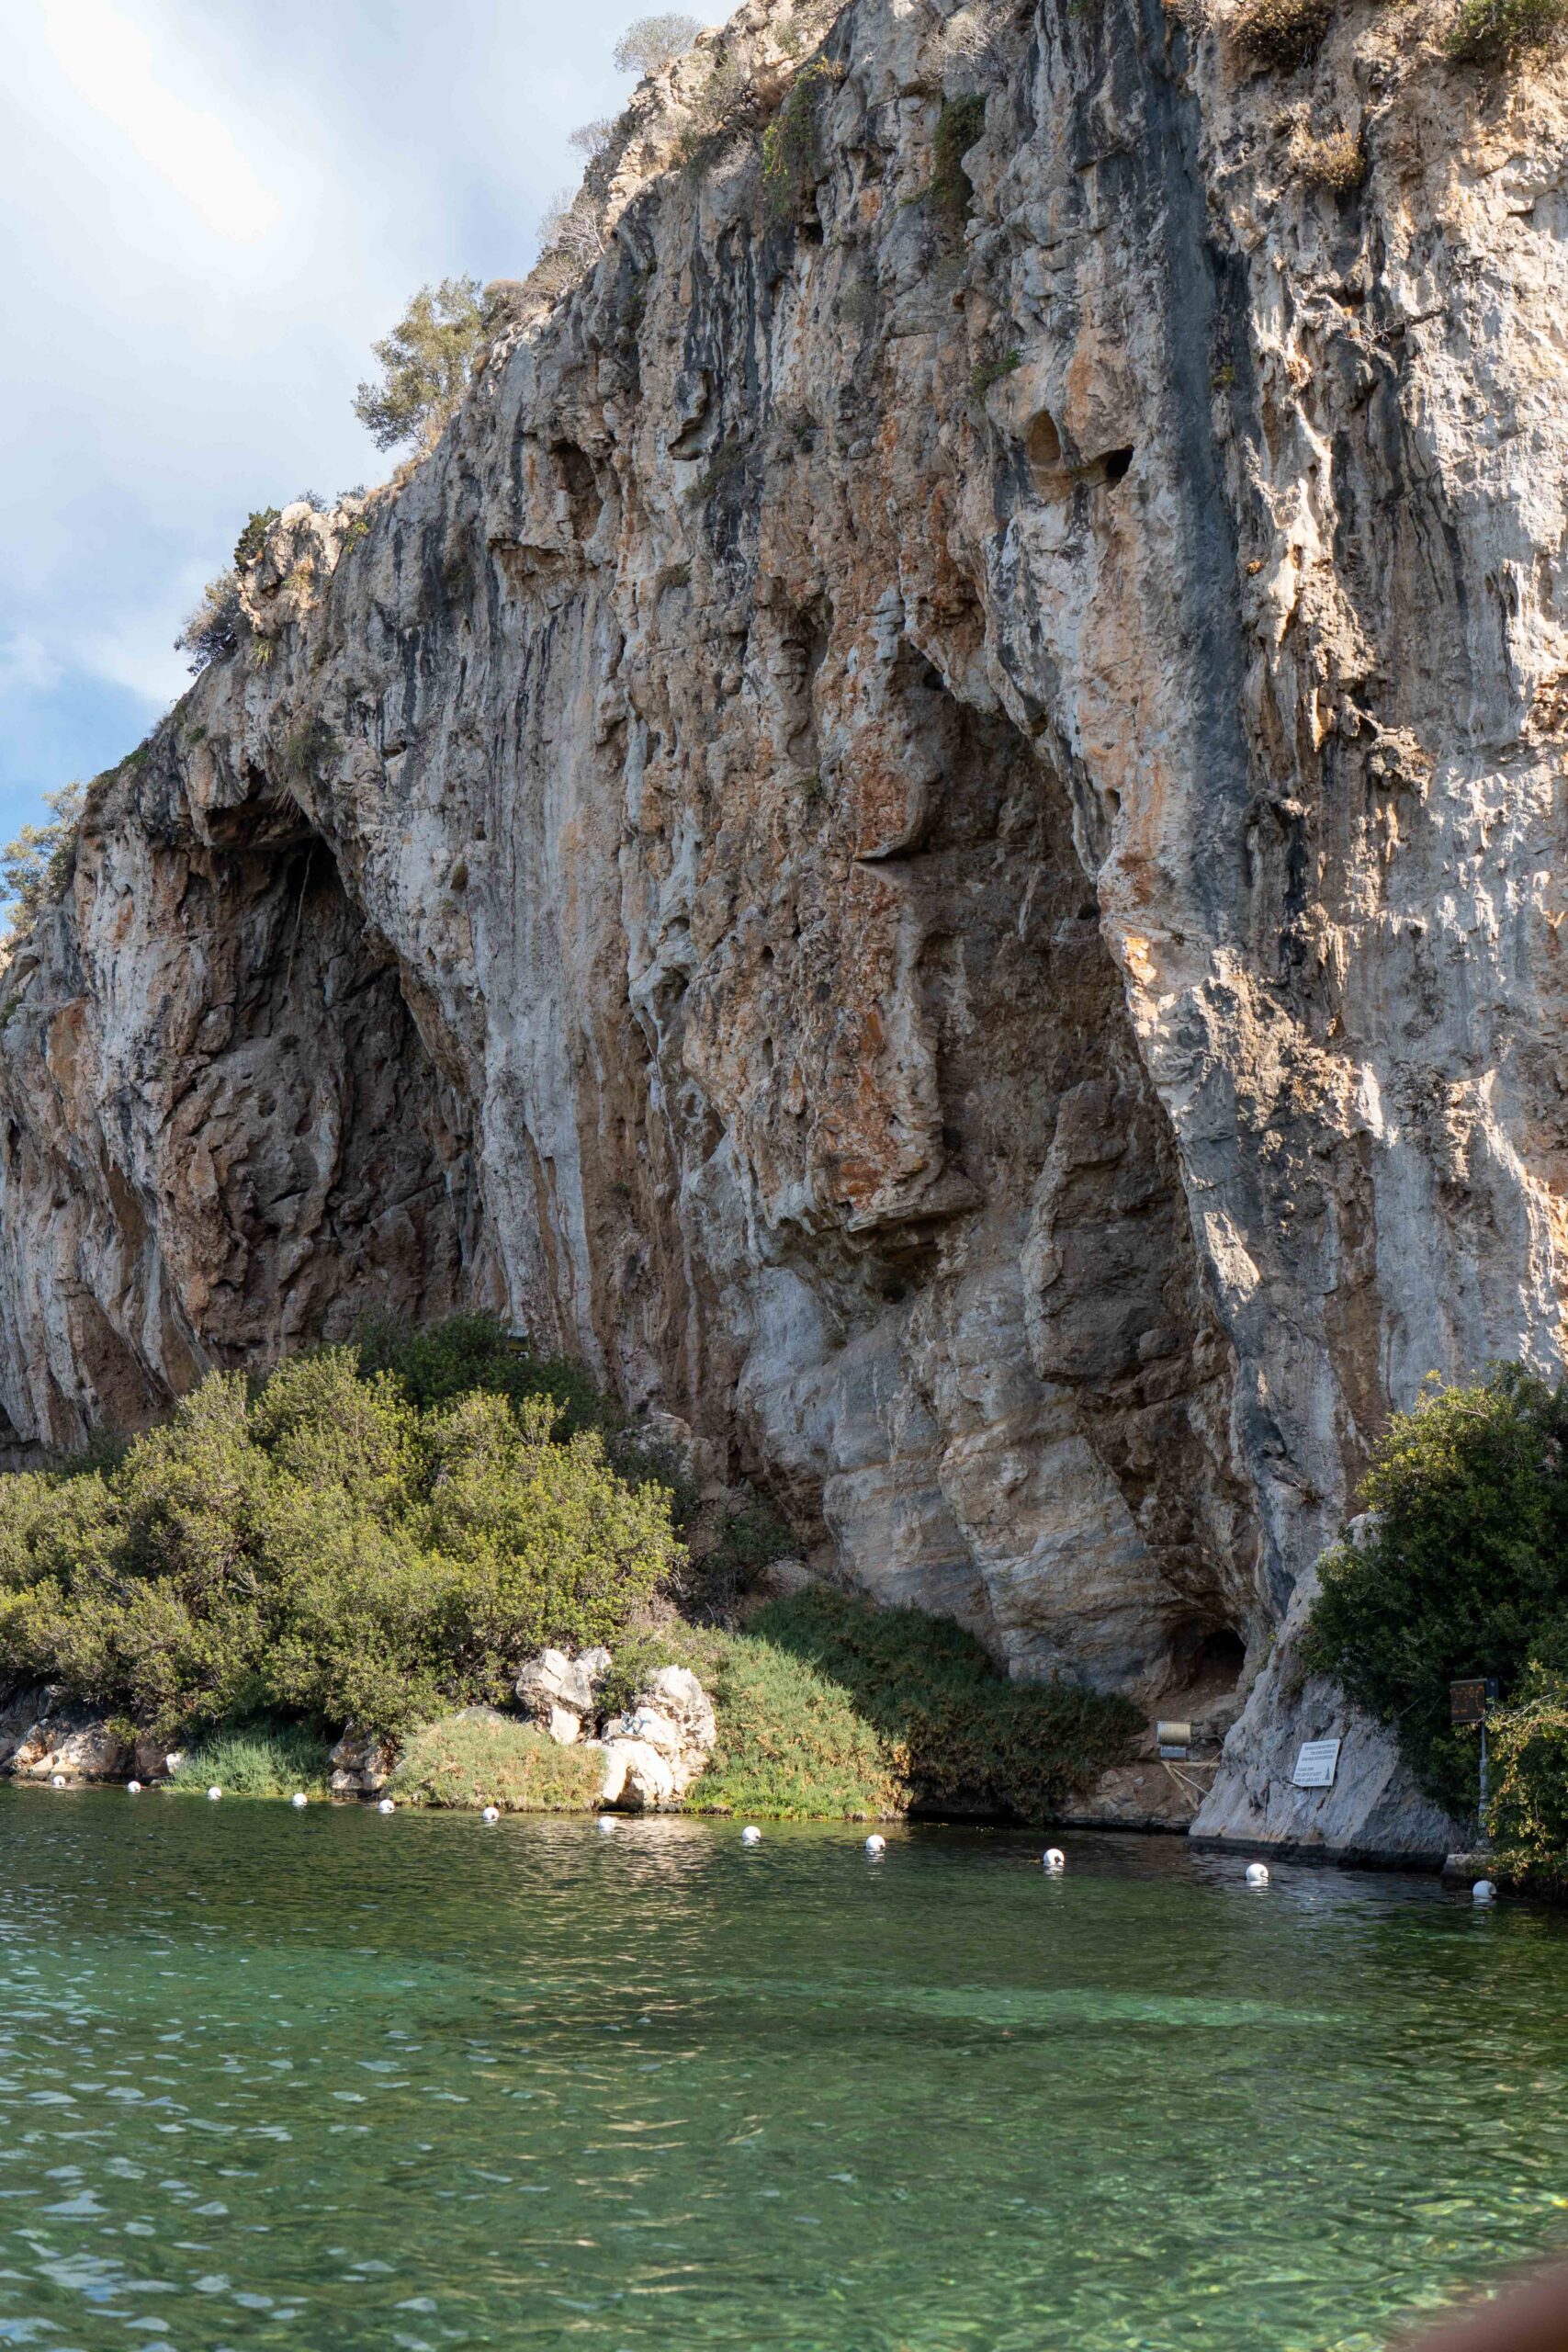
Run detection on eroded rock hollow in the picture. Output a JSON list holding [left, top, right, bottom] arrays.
[[5, 0, 1565, 1744]]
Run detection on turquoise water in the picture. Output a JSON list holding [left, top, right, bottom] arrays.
[[1, 1795, 1566, 2351]]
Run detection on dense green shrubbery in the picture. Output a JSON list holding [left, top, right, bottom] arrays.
[[600, 1588, 1137, 1822], [0, 1333, 677, 1745], [1491, 1674, 1568, 1889], [1302, 1365, 1568, 1817], [389, 1709, 604, 1812]]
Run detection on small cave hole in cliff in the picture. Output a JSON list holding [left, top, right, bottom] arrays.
[[1026, 410, 1065, 492], [1164, 1620, 1247, 1703]]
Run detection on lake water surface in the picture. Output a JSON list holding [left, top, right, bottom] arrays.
[[1, 1792, 1566, 2350]]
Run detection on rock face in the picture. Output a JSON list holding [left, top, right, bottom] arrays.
[[0, 1690, 130, 1782], [1191, 1559, 1468, 1864], [0, 0, 1565, 1795]]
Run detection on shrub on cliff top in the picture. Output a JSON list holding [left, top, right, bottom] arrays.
[[175, 571, 243, 673], [613, 12, 703, 74], [1444, 0, 1568, 62], [0, 781, 85, 933], [352, 277, 487, 453], [0, 1334, 678, 1744], [1302, 1365, 1568, 1817]]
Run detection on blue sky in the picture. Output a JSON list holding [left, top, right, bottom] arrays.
[[1, 0, 660, 846]]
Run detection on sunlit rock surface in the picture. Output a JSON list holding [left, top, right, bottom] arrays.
[[2, 0, 1566, 1815]]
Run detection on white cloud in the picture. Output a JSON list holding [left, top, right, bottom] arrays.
[[38, 0, 281, 243], [0, 635, 62, 697]]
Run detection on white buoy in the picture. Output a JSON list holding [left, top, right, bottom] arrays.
[[741, 1824, 762, 1846], [1472, 1878, 1497, 1904], [1043, 1847, 1066, 1872], [291, 1792, 308, 1809], [208, 1785, 222, 1802], [164, 1752, 183, 1776], [127, 1780, 141, 1795], [482, 1806, 500, 1824], [1246, 1861, 1269, 1886], [865, 1833, 886, 1857], [596, 1815, 617, 1833], [50, 1774, 66, 1789], [378, 1798, 395, 1815]]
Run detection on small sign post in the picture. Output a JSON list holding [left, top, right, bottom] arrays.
[[1450, 1679, 1500, 1836], [1292, 1736, 1341, 1790]]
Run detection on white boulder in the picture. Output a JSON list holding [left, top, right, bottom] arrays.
[[514, 1646, 613, 1744], [598, 1666, 716, 1811]]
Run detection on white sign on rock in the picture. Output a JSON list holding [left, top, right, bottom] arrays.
[[1292, 1737, 1341, 1790]]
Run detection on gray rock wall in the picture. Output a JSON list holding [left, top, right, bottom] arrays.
[[1, 0, 1565, 1755]]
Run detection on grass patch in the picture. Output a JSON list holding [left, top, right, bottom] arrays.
[[1292, 127, 1363, 193], [1444, 0, 1568, 59], [167, 1719, 333, 1800], [388, 1710, 604, 1812], [600, 1588, 1137, 1823]]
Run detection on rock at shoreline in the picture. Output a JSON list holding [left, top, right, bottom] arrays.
[[599, 1665, 716, 1810], [329, 1726, 399, 1795], [1190, 1558, 1466, 1867], [0, 1689, 130, 1782], [513, 1645, 613, 1745]]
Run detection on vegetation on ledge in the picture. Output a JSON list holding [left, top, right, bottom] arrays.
[[1303, 1364, 1568, 1871]]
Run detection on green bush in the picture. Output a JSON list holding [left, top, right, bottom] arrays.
[[931, 94, 987, 226], [1444, 0, 1568, 60], [389, 1709, 604, 1811], [0, 1336, 679, 1745], [168, 1719, 333, 1800], [1491, 1673, 1568, 1887], [352, 277, 487, 453], [1302, 1365, 1568, 1816], [1, 781, 85, 933], [233, 507, 282, 569], [355, 1310, 606, 1436]]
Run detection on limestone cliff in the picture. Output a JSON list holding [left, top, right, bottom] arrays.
[[4, 0, 1567, 1753]]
